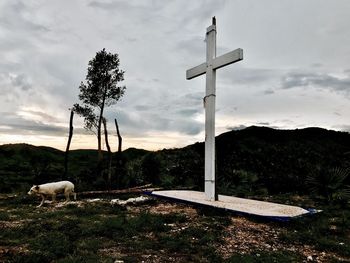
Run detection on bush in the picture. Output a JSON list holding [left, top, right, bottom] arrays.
[[307, 167, 350, 203], [0, 210, 9, 220], [219, 169, 258, 197], [29, 231, 73, 260], [10, 252, 50, 263], [129, 212, 169, 233]]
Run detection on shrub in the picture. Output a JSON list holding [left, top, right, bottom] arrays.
[[307, 167, 350, 203], [29, 231, 73, 260], [0, 210, 9, 220], [10, 252, 49, 263], [219, 169, 258, 197]]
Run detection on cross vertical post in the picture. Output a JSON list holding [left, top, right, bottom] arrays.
[[186, 17, 243, 201], [204, 22, 217, 201]]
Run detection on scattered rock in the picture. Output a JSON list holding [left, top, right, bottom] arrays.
[[111, 196, 150, 206], [87, 198, 103, 202]]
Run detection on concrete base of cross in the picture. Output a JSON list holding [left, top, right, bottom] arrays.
[[149, 190, 318, 221]]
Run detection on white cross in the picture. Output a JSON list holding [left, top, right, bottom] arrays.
[[186, 17, 243, 201]]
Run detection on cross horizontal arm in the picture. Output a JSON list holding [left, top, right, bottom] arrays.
[[186, 62, 206, 80], [186, 48, 243, 80], [212, 48, 243, 70]]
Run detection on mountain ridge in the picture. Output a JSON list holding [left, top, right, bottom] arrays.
[[1, 126, 349, 194], [1, 125, 349, 153]]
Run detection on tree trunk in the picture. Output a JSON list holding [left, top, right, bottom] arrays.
[[114, 118, 122, 189], [114, 118, 122, 153], [97, 109, 104, 163], [63, 110, 74, 180], [97, 87, 107, 176], [103, 117, 112, 190]]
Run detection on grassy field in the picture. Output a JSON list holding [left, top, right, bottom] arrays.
[[0, 194, 349, 263]]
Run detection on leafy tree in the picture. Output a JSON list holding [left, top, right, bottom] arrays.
[[73, 48, 126, 162]]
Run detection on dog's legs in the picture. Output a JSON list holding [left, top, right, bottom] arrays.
[[64, 191, 71, 202], [37, 194, 45, 207], [71, 187, 77, 201], [52, 193, 57, 203]]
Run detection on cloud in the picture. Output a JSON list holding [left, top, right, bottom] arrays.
[[8, 122, 65, 136], [16, 108, 60, 123], [9, 73, 32, 91], [0, 1, 50, 33], [227, 124, 247, 131], [88, 1, 125, 10], [332, 124, 350, 133], [87, 0, 165, 27], [177, 109, 199, 116], [219, 66, 281, 86], [280, 71, 350, 97], [311, 63, 323, 68], [174, 92, 203, 110], [0, 0, 350, 151], [0, 109, 89, 137], [176, 36, 206, 61], [134, 105, 152, 111], [256, 122, 271, 126], [263, 89, 275, 95], [0, 114, 65, 136], [104, 89, 204, 137], [116, 89, 203, 135], [112, 106, 202, 136], [0, 72, 36, 107]]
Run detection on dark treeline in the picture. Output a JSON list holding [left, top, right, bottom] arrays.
[[1, 126, 350, 202]]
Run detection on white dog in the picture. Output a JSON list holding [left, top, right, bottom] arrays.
[[28, 181, 77, 207]]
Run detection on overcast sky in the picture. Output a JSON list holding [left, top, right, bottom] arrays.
[[0, 0, 349, 151]]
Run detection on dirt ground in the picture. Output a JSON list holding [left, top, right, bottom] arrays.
[[1, 197, 349, 262], [129, 200, 348, 262]]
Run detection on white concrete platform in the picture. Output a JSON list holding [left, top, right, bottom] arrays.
[[149, 190, 315, 221]]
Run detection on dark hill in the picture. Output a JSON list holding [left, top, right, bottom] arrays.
[[0, 126, 349, 194], [183, 126, 350, 194], [0, 143, 150, 192]]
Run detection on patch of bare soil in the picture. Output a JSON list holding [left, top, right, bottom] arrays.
[[147, 202, 198, 218], [133, 201, 348, 263], [1, 220, 23, 229], [217, 216, 349, 262], [0, 245, 29, 258], [99, 247, 194, 263], [3, 197, 348, 262], [123, 200, 199, 219]]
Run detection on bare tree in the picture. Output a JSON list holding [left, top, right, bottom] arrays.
[[103, 117, 112, 189], [63, 110, 74, 180], [115, 118, 122, 153], [73, 48, 125, 164]]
